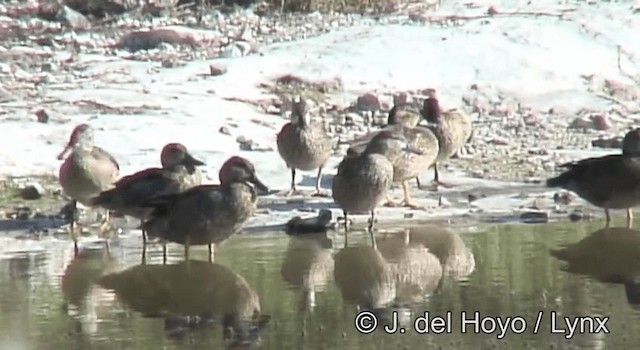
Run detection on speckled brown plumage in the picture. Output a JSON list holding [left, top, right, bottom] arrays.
[[57, 124, 119, 254], [348, 103, 439, 209], [421, 91, 473, 190], [546, 128, 640, 227], [276, 97, 332, 196], [333, 131, 411, 245]]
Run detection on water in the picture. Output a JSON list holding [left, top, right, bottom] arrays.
[[1, 221, 639, 349]]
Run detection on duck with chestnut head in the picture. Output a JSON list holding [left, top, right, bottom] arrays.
[[346, 93, 439, 210], [333, 130, 422, 246], [420, 89, 473, 191], [140, 156, 270, 261], [89, 143, 206, 256], [276, 96, 333, 197], [57, 124, 120, 254], [547, 128, 640, 227]]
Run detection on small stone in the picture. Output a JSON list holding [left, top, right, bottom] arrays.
[[591, 136, 623, 149], [21, 183, 45, 200], [592, 114, 612, 131], [355, 93, 380, 112], [57, 5, 91, 30], [161, 57, 177, 68], [553, 192, 574, 205], [209, 64, 227, 76], [35, 109, 49, 123], [568, 117, 592, 129], [219, 126, 231, 135], [236, 136, 253, 151], [487, 5, 498, 15], [519, 211, 549, 224]]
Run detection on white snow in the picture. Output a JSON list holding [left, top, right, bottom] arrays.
[[1, 0, 638, 228]]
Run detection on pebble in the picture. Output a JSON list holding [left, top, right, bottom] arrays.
[[20, 183, 45, 200], [209, 64, 227, 76]]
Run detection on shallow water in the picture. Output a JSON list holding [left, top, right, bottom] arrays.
[[1, 220, 639, 349]]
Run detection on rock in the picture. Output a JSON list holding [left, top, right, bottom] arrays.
[[591, 136, 623, 149], [355, 93, 380, 112], [63, 0, 142, 17], [219, 126, 231, 135], [519, 211, 549, 224], [20, 183, 45, 200], [209, 64, 227, 76], [117, 28, 199, 52], [285, 209, 333, 235], [35, 109, 49, 123], [568, 117, 593, 129], [57, 5, 91, 30], [236, 136, 253, 151], [592, 114, 612, 131], [553, 191, 574, 205]]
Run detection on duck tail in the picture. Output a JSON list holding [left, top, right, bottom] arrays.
[[88, 189, 116, 207], [546, 173, 569, 188]]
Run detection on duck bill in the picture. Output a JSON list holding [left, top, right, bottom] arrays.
[[182, 153, 206, 173], [250, 176, 270, 194], [57, 144, 73, 160]]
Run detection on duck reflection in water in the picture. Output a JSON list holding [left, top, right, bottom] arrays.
[[377, 228, 444, 304], [61, 246, 119, 336], [98, 260, 270, 347], [551, 226, 640, 308], [334, 244, 397, 325], [394, 225, 476, 280], [281, 232, 334, 313]]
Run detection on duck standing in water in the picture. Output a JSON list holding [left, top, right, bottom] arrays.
[[333, 130, 421, 246], [277, 96, 332, 197], [140, 156, 270, 262], [89, 143, 206, 259], [346, 93, 439, 209], [420, 89, 473, 191], [547, 128, 640, 228], [57, 124, 120, 254]]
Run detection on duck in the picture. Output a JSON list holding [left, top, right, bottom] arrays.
[[333, 130, 420, 245], [140, 156, 270, 261], [276, 96, 332, 197], [546, 128, 640, 227], [346, 94, 439, 210], [89, 143, 206, 258], [420, 89, 473, 191], [57, 124, 120, 254]]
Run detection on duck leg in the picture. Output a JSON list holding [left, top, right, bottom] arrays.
[[311, 167, 330, 197], [422, 163, 456, 191], [627, 208, 633, 228], [415, 177, 423, 190], [280, 168, 304, 197], [604, 209, 611, 228], [162, 241, 168, 264], [342, 211, 349, 249], [184, 237, 191, 261], [208, 243, 215, 263], [99, 209, 114, 236], [401, 181, 427, 210], [69, 200, 79, 256], [368, 210, 377, 249]]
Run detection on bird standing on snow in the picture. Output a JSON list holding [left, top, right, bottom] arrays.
[[57, 124, 119, 255], [276, 96, 332, 197], [546, 128, 640, 228]]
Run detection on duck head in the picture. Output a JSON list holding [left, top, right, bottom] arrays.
[[57, 124, 94, 160], [289, 96, 311, 128], [622, 128, 640, 156], [421, 89, 442, 124], [160, 143, 206, 174], [364, 130, 423, 156], [219, 156, 270, 194]]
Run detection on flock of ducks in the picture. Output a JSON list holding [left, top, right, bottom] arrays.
[[55, 87, 640, 262]]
